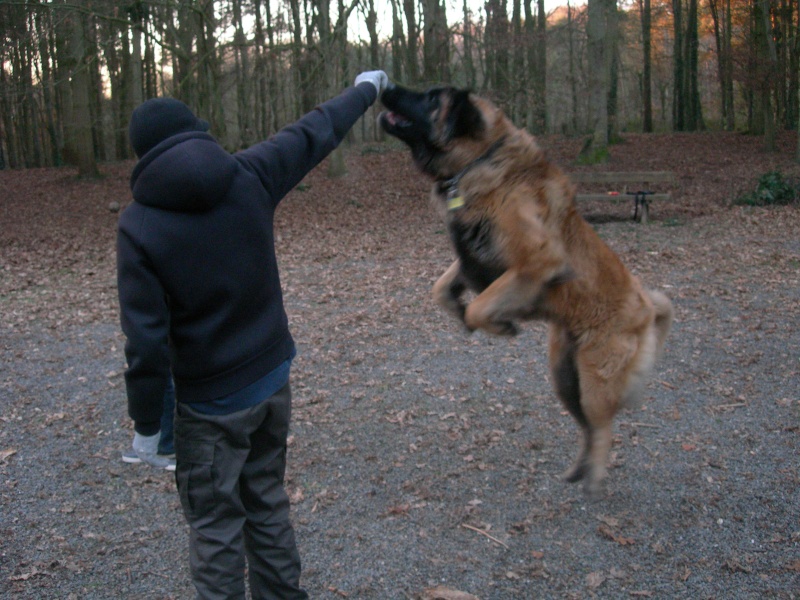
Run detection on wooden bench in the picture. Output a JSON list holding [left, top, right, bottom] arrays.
[[570, 171, 677, 224]]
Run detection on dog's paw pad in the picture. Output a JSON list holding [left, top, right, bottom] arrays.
[[498, 321, 519, 336]]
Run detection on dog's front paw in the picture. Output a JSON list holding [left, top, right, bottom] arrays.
[[483, 320, 519, 337], [500, 321, 520, 336]]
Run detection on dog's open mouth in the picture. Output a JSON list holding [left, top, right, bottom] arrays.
[[383, 111, 412, 128]]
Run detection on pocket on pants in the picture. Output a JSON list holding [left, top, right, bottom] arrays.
[[175, 440, 216, 521]]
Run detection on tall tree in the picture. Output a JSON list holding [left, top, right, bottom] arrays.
[[754, 0, 778, 149], [686, 0, 703, 130], [485, 0, 510, 102], [127, 0, 145, 112], [672, 0, 685, 130], [232, 0, 253, 147], [58, 1, 98, 177], [196, 0, 225, 140], [639, 0, 653, 131], [583, 0, 615, 157], [390, 0, 407, 83], [403, 0, 420, 84], [511, 0, 525, 124], [461, 0, 477, 88], [672, 0, 702, 130], [524, 0, 547, 133], [535, 0, 547, 132], [422, 0, 450, 82], [709, 0, 735, 129], [566, 1, 580, 134]]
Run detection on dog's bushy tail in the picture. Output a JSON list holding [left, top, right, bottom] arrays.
[[622, 289, 673, 410], [648, 289, 673, 357]]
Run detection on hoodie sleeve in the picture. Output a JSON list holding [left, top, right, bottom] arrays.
[[235, 82, 377, 205], [117, 219, 170, 435]]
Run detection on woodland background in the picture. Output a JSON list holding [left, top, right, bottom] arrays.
[[2, 1, 800, 597], [1, 0, 800, 176]]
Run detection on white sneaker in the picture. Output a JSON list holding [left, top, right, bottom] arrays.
[[122, 449, 175, 471], [122, 450, 142, 464]]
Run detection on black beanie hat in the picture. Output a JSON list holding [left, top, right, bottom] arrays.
[[128, 97, 210, 158]]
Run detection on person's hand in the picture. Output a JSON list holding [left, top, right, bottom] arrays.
[[354, 71, 389, 97], [132, 431, 174, 469]]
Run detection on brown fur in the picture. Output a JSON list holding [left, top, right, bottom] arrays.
[[380, 84, 673, 497]]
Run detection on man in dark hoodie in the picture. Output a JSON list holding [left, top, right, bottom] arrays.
[[117, 70, 389, 599]]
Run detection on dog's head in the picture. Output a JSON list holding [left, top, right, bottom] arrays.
[[380, 84, 495, 178]]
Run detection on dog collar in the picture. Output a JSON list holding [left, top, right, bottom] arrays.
[[440, 137, 506, 211], [446, 189, 465, 211]]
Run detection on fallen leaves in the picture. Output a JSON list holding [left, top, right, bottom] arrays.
[[8, 569, 52, 582], [419, 586, 480, 600], [596, 516, 636, 546], [2, 136, 800, 599], [786, 559, 800, 572], [586, 570, 606, 589], [0, 448, 17, 463]]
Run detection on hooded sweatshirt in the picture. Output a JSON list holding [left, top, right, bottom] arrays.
[[118, 83, 377, 434]]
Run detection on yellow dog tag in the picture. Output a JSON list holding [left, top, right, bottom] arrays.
[[447, 195, 464, 211]]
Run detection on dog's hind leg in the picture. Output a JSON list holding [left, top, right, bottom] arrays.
[[573, 343, 634, 498], [548, 326, 591, 484]]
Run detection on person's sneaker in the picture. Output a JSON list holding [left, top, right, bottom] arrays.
[[122, 449, 142, 464], [122, 449, 176, 471]]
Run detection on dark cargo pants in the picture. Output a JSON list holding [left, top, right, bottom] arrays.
[[174, 382, 308, 600]]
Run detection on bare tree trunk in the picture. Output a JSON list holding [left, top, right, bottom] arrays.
[[583, 0, 611, 157], [197, 0, 225, 142], [233, 0, 252, 147], [0, 62, 18, 167], [22, 15, 44, 166], [422, 0, 450, 83], [390, 0, 407, 83], [639, 0, 653, 131], [672, 0, 684, 130], [36, 6, 62, 165], [87, 15, 106, 161], [485, 0, 510, 105], [523, 0, 546, 133], [566, 1, 579, 134], [170, 1, 196, 104], [462, 0, 477, 88], [60, 5, 98, 177], [724, 0, 734, 129], [365, 0, 380, 67], [403, 0, 420, 84], [252, 0, 269, 138], [786, 0, 798, 131], [760, 0, 778, 150], [608, 21, 619, 142], [512, 0, 525, 125], [686, 0, 703, 130], [535, 0, 547, 132], [709, 0, 727, 128], [128, 2, 144, 109]]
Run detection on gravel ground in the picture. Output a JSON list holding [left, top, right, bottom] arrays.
[[1, 140, 798, 599]]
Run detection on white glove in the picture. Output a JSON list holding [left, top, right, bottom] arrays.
[[132, 431, 174, 469], [354, 70, 389, 97]]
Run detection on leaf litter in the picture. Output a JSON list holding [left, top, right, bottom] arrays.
[[0, 132, 798, 598]]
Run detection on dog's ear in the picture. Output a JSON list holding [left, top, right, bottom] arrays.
[[444, 90, 484, 141]]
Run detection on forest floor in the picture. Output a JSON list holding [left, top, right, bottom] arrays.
[[1, 131, 799, 599]]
